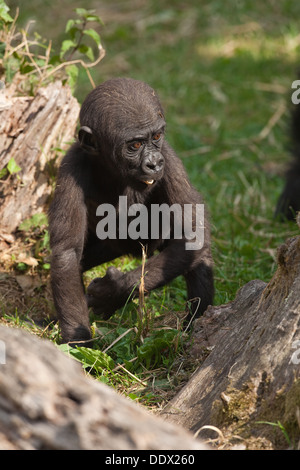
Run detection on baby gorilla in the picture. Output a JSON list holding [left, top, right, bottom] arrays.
[[49, 77, 214, 345]]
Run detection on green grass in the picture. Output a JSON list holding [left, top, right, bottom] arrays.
[[2, 0, 300, 413]]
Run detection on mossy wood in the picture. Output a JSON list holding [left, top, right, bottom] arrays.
[[162, 219, 300, 449]]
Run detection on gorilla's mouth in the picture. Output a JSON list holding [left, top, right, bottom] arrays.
[[142, 179, 154, 185], [137, 172, 163, 186]]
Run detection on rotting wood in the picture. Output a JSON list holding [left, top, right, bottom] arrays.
[[162, 219, 300, 449], [0, 325, 208, 450], [0, 81, 79, 234]]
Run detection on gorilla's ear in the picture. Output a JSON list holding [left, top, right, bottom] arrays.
[[78, 126, 98, 153]]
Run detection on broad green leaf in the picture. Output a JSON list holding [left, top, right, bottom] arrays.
[[58, 344, 115, 372], [7, 158, 21, 174], [85, 15, 103, 24], [48, 54, 61, 66], [65, 18, 81, 32], [0, 1, 13, 23], [66, 27, 79, 41], [65, 19, 75, 33], [60, 39, 76, 58], [83, 29, 101, 46], [78, 44, 94, 61]]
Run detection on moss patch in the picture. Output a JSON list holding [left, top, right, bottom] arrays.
[[210, 379, 300, 449]]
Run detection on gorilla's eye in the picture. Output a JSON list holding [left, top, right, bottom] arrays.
[[130, 141, 142, 150], [153, 133, 161, 141]]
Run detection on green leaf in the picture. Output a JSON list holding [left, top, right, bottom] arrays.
[[0, 1, 13, 23], [75, 8, 89, 17], [65, 19, 81, 41], [65, 18, 82, 32], [78, 44, 94, 61], [74, 8, 103, 24], [65, 19, 75, 33], [20, 62, 35, 75], [39, 229, 50, 250], [48, 54, 61, 66], [16, 262, 28, 272], [83, 29, 101, 46], [137, 329, 179, 368], [7, 158, 21, 174], [128, 393, 139, 400], [58, 344, 115, 372], [85, 15, 103, 24], [66, 64, 79, 90], [36, 58, 46, 67], [66, 27, 79, 41], [18, 213, 48, 231], [60, 39, 76, 58], [0, 167, 8, 178]]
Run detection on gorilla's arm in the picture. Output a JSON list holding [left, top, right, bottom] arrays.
[[49, 154, 91, 344], [87, 239, 213, 321]]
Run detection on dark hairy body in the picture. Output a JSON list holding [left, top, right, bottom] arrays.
[[49, 78, 214, 345], [275, 101, 300, 220]]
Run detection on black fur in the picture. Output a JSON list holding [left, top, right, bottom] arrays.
[[49, 78, 214, 345], [275, 102, 300, 220]]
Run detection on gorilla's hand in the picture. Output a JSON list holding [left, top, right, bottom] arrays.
[[87, 267, 129, 319]]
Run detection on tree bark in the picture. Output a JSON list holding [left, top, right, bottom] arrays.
[[162, 222, 300, 449], [0, 325, 207, 450], [0, 81, 80, 234]]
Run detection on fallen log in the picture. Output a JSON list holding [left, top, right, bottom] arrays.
[[0, 325, 207, 450], [162, 219, 300, 449]]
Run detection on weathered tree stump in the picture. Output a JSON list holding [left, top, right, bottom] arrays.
[[162, 221, 300, 449], [0, 81, 79, 234], [0, 325, 207, 450]]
